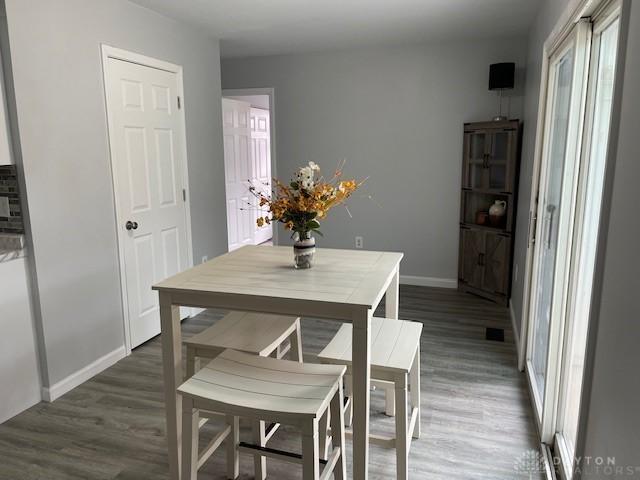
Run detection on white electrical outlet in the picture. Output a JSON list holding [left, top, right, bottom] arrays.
[[355, 236, 364, 249], [201, 255, 208, 264]]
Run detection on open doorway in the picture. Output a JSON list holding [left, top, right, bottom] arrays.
[[222, 88, 276, 250]]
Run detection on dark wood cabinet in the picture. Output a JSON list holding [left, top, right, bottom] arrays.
[[458, 120, 521, 305]]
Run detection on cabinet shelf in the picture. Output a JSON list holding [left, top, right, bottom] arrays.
[[460, 223, 512, 235], [462, 187, 513, 196]]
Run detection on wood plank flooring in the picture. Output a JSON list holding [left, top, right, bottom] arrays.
[[0, 286, 542, 479]]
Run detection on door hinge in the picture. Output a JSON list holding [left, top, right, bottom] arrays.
[[177, 96, 181, 109], [182, 189, 186, 202]]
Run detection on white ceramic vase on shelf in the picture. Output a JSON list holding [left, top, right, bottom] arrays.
[[489, 200, 507, 227]]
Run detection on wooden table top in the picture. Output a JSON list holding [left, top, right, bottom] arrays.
[[153, 245, 403, 309]]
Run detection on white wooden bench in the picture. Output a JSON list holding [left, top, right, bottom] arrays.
[[178, 349, 347, 480], [318, 316, 422, 480]]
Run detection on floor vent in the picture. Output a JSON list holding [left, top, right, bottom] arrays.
[[485, 327, 505, 342]]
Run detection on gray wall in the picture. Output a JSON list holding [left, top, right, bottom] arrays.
[[222, 39, 527, 281], [4, 0, 227, 387], [580, 0, 640, 475], [510, 0, 572, 337]]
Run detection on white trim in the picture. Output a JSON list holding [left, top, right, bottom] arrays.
[[509, 299, 522, 369], [41, 346, 126, 402], [399, 275, 457, 289], [222, 87, 279, 245], [101, 45, 194, 354]]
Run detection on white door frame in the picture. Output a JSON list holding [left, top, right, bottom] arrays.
[[101, 45, 194, 355], [222, 87, 278, 245]]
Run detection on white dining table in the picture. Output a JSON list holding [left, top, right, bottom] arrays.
[[153, 245, 403, 480]]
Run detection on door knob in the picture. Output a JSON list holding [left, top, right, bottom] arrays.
[[125, 220, 138, 231]]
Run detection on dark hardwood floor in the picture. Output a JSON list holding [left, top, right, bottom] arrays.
[[0, 286, 542, 479]]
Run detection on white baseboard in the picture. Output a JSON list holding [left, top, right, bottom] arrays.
[[41, 345, 126, 402], [400, 275, 458, 289], [509, 299, 522, 366]]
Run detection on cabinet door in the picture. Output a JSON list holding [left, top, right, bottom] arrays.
[[482, 233, 510, 295], [460, 228, 485, 289], [487, 130, 516, 192], [463, 131, 490, 189]]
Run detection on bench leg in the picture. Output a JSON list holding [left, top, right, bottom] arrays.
[[410, 349, 421, 439], [252, 421, 267, 480], [395, 373, 409, 480], [181, 397, 199, 480], [186, 348, 196, 380], [330, 382, 347, 480], [290, 319, 303, 363], [302, 419, 320, 480], [318, 409, 330, 460], [226, 415, 239, 479], [344, 375, 353, 428], [385, 385, 396, 417]]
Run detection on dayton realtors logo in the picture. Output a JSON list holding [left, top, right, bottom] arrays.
[[514, 449, 545, 479], [514, 449, 640, 478]]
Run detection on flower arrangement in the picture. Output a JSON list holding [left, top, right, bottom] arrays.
[[250, 161, 363, 240]]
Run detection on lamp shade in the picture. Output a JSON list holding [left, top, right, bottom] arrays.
[[489, 63, 515, 90]]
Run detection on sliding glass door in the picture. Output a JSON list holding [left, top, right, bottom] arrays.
[[527, 22, 590, 425], [555, 10, 621, 478], [525, 1, 622, 477]]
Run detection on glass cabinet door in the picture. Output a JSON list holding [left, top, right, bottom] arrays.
[[465, 131, 489, 189], [487, 131, 513, 191]]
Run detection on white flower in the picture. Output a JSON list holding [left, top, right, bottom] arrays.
[[308, 161, 320, 171], [298, 166, 314, 181], [301, 179, 315, 191]]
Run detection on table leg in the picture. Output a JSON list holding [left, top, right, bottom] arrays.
[[351, 309, 372, 480], [385, 265, 399, 320], [160, 292, 183, 480]]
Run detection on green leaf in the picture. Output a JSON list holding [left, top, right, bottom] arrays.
[[312, 229, 324, 237], [290, 181, 299, 189], [306, 219, 320, 230]]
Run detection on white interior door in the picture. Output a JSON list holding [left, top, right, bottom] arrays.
[[250, 107, 272, 244], [105, 57, 190, 348], [222, 98, 254, 251]]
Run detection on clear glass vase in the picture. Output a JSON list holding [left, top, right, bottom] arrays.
[[293, 231, 315, 269]]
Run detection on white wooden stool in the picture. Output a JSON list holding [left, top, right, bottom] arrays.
[[183, 311, 302, 479], [178, 349, 347, 480], [183, 311, 303, 378], [318, 316, 422, 480]]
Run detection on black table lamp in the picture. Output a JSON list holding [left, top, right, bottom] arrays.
[[489, 62, 515, 121]]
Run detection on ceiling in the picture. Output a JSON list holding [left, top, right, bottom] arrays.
[[130, 0, 542, 58]]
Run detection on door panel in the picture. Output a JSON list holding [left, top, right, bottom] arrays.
[[222, 98, 254, 251], [487, 131, 512, 191], [250, 107, 272, 244], [105, 57, 190, 348], [530, 42, 576, 401], [483, 234, 510, 295], [556, 14, 621, 475], [464, 131, 489, 189], [460, 228, 484, 289]]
